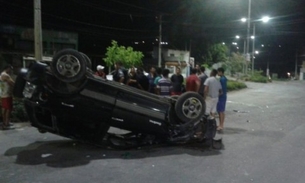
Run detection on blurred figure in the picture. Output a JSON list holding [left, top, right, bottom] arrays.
[[217, 67, 227, 131], [113, 61, 125, 83], [197, 66, 208, 97], [95, 65, 106, 79], [136, 68, 149, 91], [170, 67, 184, 95], [204, 69, 222, 119], [0, 65, 15, 130], [127, 67, 140, 89], [147, 66, 156, 93], [186, 68, 200, 92], [156, 69, 172, 96], [154, 67, 162, 93]]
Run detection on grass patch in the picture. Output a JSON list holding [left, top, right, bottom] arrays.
[[227, 80, 247, 92]]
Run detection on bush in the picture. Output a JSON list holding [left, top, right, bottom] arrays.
[[248, 70, 268, 83], [227, 80, 247, 92]]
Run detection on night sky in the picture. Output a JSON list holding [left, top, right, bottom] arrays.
[[1, 0, 305, 76]]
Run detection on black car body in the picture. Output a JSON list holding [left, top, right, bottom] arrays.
[[14, 49, 215, 148]]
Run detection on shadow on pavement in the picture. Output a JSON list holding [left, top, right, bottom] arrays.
[[217, 127, 248, 135], [4, 140, 223, 168]]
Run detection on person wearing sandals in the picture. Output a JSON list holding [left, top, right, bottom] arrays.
[[217, 68, 227, 131], [0, 65, 15, 130], [203, 69, 222, 120]]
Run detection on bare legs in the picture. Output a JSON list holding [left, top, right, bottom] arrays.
[[218, 112, 225, 130], [2, 108, 11, 127]]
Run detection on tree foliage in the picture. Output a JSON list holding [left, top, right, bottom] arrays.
[[103, 40, 144, 68], [204, 43, 228, 65], [223, 52, 246, 74]]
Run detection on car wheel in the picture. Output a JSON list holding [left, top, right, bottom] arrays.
[[80, 52, 92, 69], [51, 49, 86, 83], [174, 92, 205, 123]]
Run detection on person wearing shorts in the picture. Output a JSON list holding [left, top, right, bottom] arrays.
[[217, 68, 227, 131], [204, 69, 222, 119], [1, 65, 15, 130]]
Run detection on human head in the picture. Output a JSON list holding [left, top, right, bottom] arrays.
[[195, 64, 200, 70], [137, 67, 144, 74], [130, 67, 136, 74], [149, 66, 156, 74], [210, 69, 218, 77], [3, 65, 13, 74], [176, 67, 181, 75], [200, 66, 205, 73], [217, 67, 225, 76], [115, 61, 122, 70], [96, 65, 104, 71], [191, 68, 197, 75], [156, 67, 162, 76], [162, 69, 170, 78]]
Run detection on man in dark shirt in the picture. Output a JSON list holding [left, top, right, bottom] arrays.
[[147, 66, 156, 93], [136, 68, 149, 91], [197, 66, 208, 96], [113, 61, 124, 83], [186, 68, 200, 92], [170, 67, 184, 95]]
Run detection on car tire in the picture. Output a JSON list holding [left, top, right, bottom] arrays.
[[174, 92, 205, 123], [51, 49, 87, 83], [80, 52, 92, 69]]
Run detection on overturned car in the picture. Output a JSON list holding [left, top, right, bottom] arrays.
[[14, 49, 218, 149]]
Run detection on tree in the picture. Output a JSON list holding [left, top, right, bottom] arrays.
[[103, 40, 144, 68], [223, 52, 246, 75], [204, 43, 228, 65]]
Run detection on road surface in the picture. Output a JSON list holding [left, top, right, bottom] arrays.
[[1, 81, 305, 183]]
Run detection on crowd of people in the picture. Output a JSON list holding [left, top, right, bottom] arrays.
[[0, 62, 227, 131], [95, 63, 227, 131]]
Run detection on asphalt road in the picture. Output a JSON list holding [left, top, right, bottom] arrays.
[[1, 80, 305, 183]]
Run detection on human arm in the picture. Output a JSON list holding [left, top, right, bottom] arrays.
[[1, 75, 14, 87]]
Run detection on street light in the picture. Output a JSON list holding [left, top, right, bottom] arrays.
[[251, 16, 270, 74]]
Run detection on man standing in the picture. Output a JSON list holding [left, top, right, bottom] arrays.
[[170, 67, 184, 95], [186, 68, 200, 92], [147, 66, 156, 93], [217, 68, 227, 131], [113, 61, 125, 83], [197, 66, 208, 97], [156, 69, 172, 96], [0, 65, 15, 130], [136, 68, 149, 91], [204, 69, 222, 119]]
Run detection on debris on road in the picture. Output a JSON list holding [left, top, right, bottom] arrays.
[[41, 154, 52, 158]]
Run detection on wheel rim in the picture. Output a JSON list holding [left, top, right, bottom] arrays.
[[181, 97, 202, 119], [56, 54, 81, 78]]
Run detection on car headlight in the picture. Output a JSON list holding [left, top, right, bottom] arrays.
[[23, 82, 37, 98]]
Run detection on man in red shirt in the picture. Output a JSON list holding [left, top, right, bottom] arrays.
[[186, 68, 200, 92]]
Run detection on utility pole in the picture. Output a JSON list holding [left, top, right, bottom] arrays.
[[34, 0, 43, 61], [158, 14, 162, 67], [251, 23, 256, 75], [246, 0, 251, 74], [295, 49, 298, 78]]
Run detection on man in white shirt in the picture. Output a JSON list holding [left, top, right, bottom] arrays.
[[204, 69, 222, 118], [1, 65, 15, 130]]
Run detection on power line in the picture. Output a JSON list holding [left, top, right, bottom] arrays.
[[71, 0, 155, 17]]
